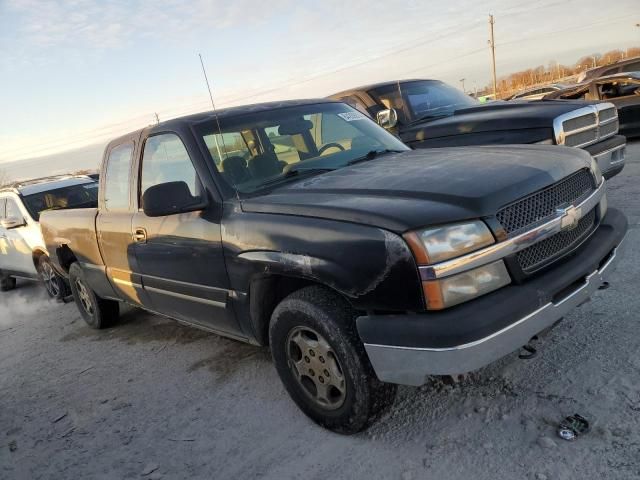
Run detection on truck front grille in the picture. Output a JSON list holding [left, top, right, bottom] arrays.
[[496, 168, 595, 235], [516, 208, 596, 273], [564, 128, 598, 147], [555, 104, 619, 148]]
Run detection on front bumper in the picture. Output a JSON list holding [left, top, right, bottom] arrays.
[[584, 135, 626, 179], [357, 209, 628, 386]]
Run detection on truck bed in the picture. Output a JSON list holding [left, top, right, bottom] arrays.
[[40, 208, 102, 271]]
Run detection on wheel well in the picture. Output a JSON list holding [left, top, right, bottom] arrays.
[[250, 275, 327, 346], [32, 249, 47, 268], [56, 245, 78, 272]]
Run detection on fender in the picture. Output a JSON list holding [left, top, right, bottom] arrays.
[[223, 211, 424, 313]]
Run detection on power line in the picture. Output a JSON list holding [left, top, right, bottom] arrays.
[[489, 14, 498, 98]]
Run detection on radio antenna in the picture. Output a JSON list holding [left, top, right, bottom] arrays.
[[198, 53, 226, 164]]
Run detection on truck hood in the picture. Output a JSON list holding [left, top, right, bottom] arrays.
[[241, 145, 594, 233], [401, 100, 597, 142]]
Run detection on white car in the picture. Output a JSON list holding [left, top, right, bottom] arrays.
[[0, 175, 98, 299]]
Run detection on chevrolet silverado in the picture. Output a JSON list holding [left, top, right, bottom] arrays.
[[40, 100, 627, 433]]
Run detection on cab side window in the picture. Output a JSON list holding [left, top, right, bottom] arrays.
[[6, 199, 23, 220], [140, 133, 201, 200], [104, 143, 134, 211]]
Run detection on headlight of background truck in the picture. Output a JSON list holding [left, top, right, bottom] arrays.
[[404, 221, 511, 310]]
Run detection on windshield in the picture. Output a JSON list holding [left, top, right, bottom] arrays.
[[22, 181, 99, 220], [370, 80, 478, 123], [194, 102, 408, 194]]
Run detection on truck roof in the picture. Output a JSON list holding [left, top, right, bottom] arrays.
[[0, 175, 96, 196], [329, 79, 438, 97], [106, 98, 339, 148]]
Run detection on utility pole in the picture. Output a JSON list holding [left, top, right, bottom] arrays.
[[488, 15, 498, 99], [459, 78, 466, 93], [154, 112, 160, 125]]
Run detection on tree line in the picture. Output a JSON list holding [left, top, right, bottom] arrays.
[[482, 46, 640, 98]]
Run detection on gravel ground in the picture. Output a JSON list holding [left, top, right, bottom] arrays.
[[1, 141, 639, 480]]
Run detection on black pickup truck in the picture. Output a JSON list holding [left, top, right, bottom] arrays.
[[328, 79, 627, 179], [40, 99, 627, 433]]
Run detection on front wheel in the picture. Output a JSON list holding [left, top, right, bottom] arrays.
[[68, 262, 119, 329], [269, 286, 396, 434], [38, 255, 69, 301]]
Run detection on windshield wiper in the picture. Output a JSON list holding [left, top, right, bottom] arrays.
[[346, 149, 404, 166], [410, 112, 451, 125], [255, 167, 334, 189]]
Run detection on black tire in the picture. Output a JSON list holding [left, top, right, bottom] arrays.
[[68, 262, 119, 329], [0, 272, 16, 292], [38, 255, 69, 301], [269, 286, 396, 434]]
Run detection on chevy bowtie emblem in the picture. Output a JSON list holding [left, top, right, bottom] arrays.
[[558, 205, 581, 231]]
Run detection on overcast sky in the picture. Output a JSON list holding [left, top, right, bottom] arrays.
[[1, 0, 638, 163]]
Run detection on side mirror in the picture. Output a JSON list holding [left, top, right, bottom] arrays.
[[0, 217, 26, 230], [376, 108, 398, 129], [142, 181, 207, 218]]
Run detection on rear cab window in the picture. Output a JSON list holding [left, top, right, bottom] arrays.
[[103, 143, 134, 211]]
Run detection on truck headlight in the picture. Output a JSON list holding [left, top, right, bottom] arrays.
[[403, 220, 494, 264], [404, 221, 511, 309], [423, 261, 511, 309]]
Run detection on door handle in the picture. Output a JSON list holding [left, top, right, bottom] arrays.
[[133, 228, 147, 244]]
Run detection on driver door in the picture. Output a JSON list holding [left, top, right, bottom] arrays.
[[131, 132, 240, 336]]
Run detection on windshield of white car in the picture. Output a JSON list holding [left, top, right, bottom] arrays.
[[194, 102, 409, 194], [22, 182, 99, 221]]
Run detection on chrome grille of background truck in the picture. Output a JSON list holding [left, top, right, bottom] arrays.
[[553, 103, 619, 148]]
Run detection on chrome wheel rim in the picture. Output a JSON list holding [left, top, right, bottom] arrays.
[[75, 279, 93, 316], [286, 326, 346, 410], [41, 261, 60, 298]]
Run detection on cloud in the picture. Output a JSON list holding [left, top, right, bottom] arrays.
[[4, 0, 290, 51]]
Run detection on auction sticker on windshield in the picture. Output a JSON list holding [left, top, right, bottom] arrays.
[[338, 111, 366, 122]]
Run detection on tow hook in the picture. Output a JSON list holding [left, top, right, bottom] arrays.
[[598, 281, 610, 290], [518, 335, 538, 360]]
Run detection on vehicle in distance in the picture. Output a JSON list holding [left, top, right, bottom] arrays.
[[576, 56, 640, 83], [328, 79, 626, 179], [544, 72, 640, 139], [0, 175, 99, 298], [41, 100, 628, 433], [506, 83, 568, 101]]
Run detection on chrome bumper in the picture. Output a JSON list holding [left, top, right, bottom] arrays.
[[593, 143, 625, 179], [363, 240, 624, 386]]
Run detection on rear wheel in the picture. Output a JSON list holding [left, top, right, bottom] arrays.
[[38, 255, 69, 301], [269, 286, 396, 434], [0, 272, 16, 292], [68, 262, 119, 329]]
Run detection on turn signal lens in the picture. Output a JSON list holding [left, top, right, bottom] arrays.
[[423, 260, 511, 310]]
